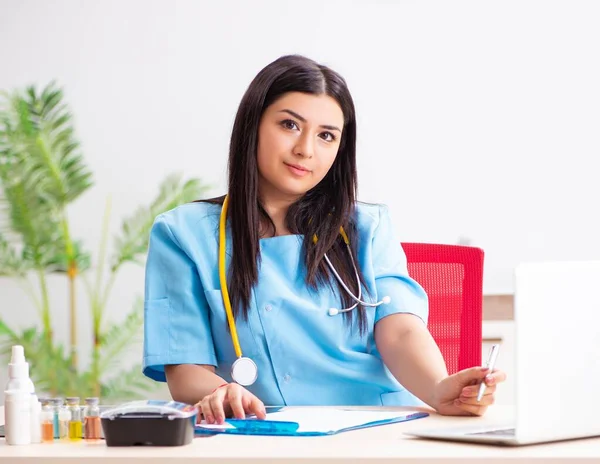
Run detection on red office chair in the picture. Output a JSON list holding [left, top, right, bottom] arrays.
[[402, 243, 484, 374]]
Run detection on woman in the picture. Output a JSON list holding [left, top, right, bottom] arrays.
[[143, 54, 505, 425]]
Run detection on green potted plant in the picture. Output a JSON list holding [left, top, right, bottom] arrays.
[[0, 82, 209, 400]]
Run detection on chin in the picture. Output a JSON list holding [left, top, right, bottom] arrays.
[[275, 182, 314, 198]]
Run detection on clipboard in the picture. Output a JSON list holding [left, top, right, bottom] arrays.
[[195, 408, 428, 436]]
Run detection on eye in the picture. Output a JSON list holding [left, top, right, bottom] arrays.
[[280, 119, 299, 131], [319, 131, 336, 142]]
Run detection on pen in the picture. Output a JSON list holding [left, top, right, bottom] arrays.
[[477, 344, 500, 402]]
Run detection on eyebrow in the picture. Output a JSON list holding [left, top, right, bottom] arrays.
[[278, 109, 342, 133]]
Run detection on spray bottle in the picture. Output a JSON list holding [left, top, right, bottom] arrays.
[[3, 345, 36, 444], [4, 389, 31, 445], [6, 345, 35, 393]]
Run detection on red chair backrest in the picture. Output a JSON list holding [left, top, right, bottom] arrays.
[[402, 243, 483, 374]]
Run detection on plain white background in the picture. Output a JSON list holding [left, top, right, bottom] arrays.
[[0, 0, 598, 403]]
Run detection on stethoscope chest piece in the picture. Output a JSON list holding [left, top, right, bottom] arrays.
[[231, 357, 258, 386]]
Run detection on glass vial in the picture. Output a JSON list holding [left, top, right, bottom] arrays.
[[66, 397, 82, 440], [50, 398, 64, 439], [58, 402, 71, 440], [83, 397, 102, 441], [40, 403, 55, 443]]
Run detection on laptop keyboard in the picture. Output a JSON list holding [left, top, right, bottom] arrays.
[[467, 428, 516, 437]]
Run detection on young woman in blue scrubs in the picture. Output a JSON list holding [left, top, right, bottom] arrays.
[[143, 54, 506, 425]]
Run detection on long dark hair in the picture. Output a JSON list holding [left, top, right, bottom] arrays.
[[206, 54, 369, 333]]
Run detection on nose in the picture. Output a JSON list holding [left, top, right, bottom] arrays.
[[293, 132, 314, 159]]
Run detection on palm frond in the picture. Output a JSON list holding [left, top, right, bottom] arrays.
[[100, 363, 159, 401], [110, 173, 210, 271], [0, 232, 26, 276], [0, 323, 36, 358], [31, 341, 76, 395], [0, 106, 63, 269], [0, 318, 18, 342], [1, 326, 45, 379], [0, 319, 140, 399], [0, 82, 93, 206], [0, 82, 92, 273], [0, 151, 60, 257], [0, 325, 57, 393], [98, 296, 144, 373], [0, 325, 92, 397], [48, 239, 91, 274]]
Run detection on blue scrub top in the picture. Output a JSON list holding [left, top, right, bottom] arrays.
[[143, 201, 429, 407]]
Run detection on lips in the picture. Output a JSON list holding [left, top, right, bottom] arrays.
[[284, 162, 310, 172]]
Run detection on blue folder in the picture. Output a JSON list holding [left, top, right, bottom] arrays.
[[195, 408, 428, 436]]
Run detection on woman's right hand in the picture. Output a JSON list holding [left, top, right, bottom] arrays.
[[196, 383, 267, 424]]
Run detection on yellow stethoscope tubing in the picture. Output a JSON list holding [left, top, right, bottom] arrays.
[[219, 194, 351, 360], [219, 195, 243, 359]]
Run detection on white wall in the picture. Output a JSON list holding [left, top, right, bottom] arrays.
[[0, 0, 599, 401]]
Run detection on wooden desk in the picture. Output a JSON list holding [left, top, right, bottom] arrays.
[[2, 405, 600, 463]]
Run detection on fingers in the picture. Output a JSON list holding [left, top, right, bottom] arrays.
[[226, 385, 247, 420], [208, 387, 229, 424], [457, 368, 506, 399], [453, 400, 488, 416], [200, 396, 216, 424], [458, 381, 496, 406], [487, 368, 507, 384], [246, 394, 267, 420], [458, 391, 496, 407], [455, 389, 494, 414], [459, 384, 497, 398], [455, 366, 492, 386], [457, 366, 507, 387], [199, 383, 267, 425], [236, 388, 266, 420], [194, 401, 203, 424]]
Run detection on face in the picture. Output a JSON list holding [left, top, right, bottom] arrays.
[[256, 91, 344, 203]]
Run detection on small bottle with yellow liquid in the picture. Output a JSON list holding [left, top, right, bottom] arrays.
[[66, 397, 82, 440]]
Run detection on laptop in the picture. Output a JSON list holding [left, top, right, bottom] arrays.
[[407, 260, 600, 446]]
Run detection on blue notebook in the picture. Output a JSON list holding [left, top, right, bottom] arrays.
[[195, 407, 428, 436]]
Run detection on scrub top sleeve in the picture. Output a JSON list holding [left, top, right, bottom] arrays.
[[372, 205, 429, 325], [143, 214, 217, 382]]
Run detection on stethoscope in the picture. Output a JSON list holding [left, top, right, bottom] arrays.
[[219, 195, 391, 386]]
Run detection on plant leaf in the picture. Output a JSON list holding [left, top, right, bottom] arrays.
[[110, 173, 210, 272], [0, 82, 91, 272], [0, 324, 96, 397], [97, 296, 144, 373], [100, 363, 159, 401], [0, 82, 93, 206], [0, 161, 63, 269], [48, 239, 91, 274], [0, 232, 26, 276], [0, 318, 18, 340]]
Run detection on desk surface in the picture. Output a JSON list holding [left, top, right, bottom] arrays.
[[2, 405, 600, 463]]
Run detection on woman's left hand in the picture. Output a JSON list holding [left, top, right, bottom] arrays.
[[432, 366, 507, 416]]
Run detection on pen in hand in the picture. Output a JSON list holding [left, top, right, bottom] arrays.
[[477, 344, 500, 402]]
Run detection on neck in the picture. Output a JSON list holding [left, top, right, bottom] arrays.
[[258, 189, 300, 237]]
